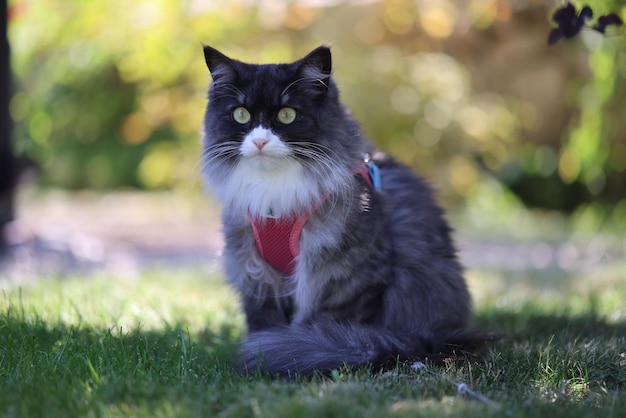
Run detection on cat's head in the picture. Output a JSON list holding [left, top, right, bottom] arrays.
[[201, 46, 365, 218]]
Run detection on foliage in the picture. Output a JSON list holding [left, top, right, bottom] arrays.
[[7, 0, 626, 213], [0, 265, 625, 417], [548, 2, 623, 44]]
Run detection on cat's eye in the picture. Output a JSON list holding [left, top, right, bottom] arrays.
[[277, 107, 297, 124], [232, 107, 251, 124]]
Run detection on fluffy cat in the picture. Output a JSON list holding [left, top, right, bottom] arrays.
[[201, 45, 486, 377]]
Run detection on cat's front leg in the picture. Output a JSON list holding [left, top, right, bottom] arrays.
[[228, 260, 293, 331], [242, 291, 293, 331], [223, 227, 293, 331]]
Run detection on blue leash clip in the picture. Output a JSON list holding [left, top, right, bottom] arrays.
[[364, 154, 382, 191]]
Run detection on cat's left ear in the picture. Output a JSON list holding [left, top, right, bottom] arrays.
[[297, 46, 332, 87], [203, 45, 237, 82]]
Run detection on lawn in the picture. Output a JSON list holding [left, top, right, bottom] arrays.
[[1, 262, 625, 417]]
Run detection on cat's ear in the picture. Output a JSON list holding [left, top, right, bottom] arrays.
[[297, 46, 332, 87], [203, 45, 237, 82]]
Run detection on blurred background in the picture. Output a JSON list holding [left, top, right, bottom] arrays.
[[1, 0, 625, 281]]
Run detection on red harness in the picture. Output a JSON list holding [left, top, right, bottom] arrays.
[[249, 163, 374, 275]]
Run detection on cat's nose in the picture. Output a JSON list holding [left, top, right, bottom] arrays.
[[253, 139, 269, 150]]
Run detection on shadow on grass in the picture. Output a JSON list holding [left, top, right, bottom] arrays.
[[2, 301, 625, 417], [0, 311, 242, 416], [478, 309, 626, 341], [476, 309, 626, 392]]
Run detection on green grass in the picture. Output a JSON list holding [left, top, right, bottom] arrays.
[[1, 265, 625, 418]]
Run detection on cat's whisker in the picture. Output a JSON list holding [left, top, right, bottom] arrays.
[[188, 156, 210, 190], [289, 144, 337, 170], [281, 76, 328, 97], [211, 94, 243, 101], [211, 83, 246, 102], [202, 141, 241, 157], [199, 141, 242, 174], [200, 150, 238, 167], [281, 77, 308, 97]]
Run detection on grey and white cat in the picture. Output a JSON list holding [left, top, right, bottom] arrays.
[[201, 45, 486, 377]]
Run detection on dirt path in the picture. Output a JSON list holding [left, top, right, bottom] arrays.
[[1, 188, 622, 283], [0, 188, 223, 282]]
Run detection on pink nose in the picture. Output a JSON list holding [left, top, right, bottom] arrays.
[[253, 139, 269, 150]]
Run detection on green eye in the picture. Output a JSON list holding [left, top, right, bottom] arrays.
[[277, 107, 296, 124], [233, 107, 251, 124]]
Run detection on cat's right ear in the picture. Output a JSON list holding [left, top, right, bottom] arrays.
[[203, 45, 237, 82]]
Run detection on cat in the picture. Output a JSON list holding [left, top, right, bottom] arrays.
[[201, 45, 487, 378]]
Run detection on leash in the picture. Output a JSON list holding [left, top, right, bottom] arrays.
[[411, 361, 499, 407]]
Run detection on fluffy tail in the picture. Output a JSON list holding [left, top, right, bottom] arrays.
[[240, 322, 492, 378]]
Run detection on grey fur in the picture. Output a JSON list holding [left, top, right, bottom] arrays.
[[202, 46, 483, 378]]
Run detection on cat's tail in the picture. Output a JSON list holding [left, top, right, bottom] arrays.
[[240, 321, 493, 378]]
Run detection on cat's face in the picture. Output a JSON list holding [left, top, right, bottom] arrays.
[[201, 46, 361, 218], [203, 46, 337, 170]]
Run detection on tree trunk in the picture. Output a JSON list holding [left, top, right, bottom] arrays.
[[0, 0, 15, 250]]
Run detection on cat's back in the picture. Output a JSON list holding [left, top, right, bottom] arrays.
[[373, 151, 470, 332], [373, 151, 458, 261]]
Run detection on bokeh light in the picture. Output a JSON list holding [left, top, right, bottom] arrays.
[[6, 0, 626, 224]]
